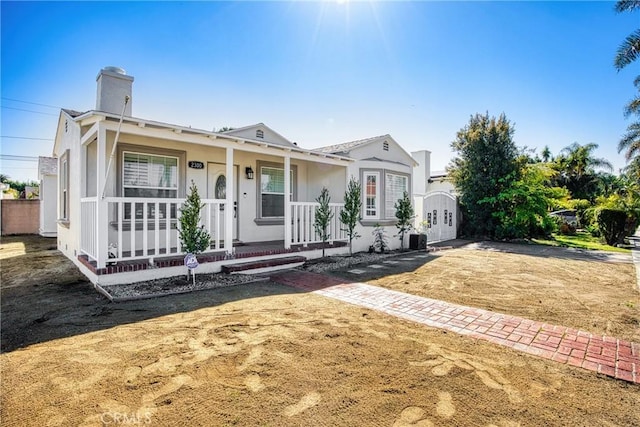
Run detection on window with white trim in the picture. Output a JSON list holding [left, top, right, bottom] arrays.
[[259, 166, 294, 218], [256, 129, 264, 139], [385, 173, 408, 218], [123, 152, 178, 198], [59, 152, 69, 221], [364, 172, 380, 219], [122, 152, 179, 219]]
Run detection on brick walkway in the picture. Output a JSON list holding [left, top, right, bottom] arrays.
[[270, 270, 639, 384]]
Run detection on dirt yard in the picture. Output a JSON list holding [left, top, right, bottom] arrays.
[[1, 237, 639, 426], [340, 242, 640, 343]]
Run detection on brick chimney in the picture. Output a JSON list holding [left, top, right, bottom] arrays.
[[96, 66, 133, 116]]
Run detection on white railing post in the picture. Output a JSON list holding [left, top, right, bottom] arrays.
[[225, 147, 234, 255], [284, 155, 291, 249], [96, 125, 109, 268]]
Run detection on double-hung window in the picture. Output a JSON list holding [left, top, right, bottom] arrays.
[[59, 151, 69, 222], [361, 169, 410, 222], [363, 172, 380, 220], [385, 173, 408, 218], [122, 151, 179, 219], [259, 165, 294, 218]]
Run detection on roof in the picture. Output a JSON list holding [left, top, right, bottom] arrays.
[[430, 170, 448, 178], [313, 135, 390, 155], [38, 156, 57, 175], [58, 110, 354, 164], [62, 108, 86, 118], [221, 123, 296, 147]]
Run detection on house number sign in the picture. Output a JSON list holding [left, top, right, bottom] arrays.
[[188, 161, 205, 169]]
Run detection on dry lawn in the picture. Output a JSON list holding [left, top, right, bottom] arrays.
[[363, 242, 640, 343], [1, 237, 639, 426]]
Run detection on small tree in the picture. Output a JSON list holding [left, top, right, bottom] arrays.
[[178, 181, 211, 278], [314, 187, 333, 257], [339, 177, 362, 256], [372, 224, 388, 253], [394, 191, 414, 251]]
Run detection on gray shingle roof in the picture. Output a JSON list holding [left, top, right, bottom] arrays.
[[313, 134, 390, 155], [62, 108, 86, 118]]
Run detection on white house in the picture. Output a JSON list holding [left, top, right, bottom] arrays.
[[51, 67, 440, 285]]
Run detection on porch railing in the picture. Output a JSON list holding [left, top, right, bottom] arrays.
[[290, 202, 347, 246], [80, 197, 227, 264], [80, 197, 98, 260]]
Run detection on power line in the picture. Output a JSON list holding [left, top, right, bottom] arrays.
[[1, 136, 54, 141], [0, 155, 39, 162], [0, 166, 38, 170], [1, 97, 60, 109], [1, 106, 58, 116]]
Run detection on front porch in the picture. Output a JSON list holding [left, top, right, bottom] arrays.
[[77, 238, 349, 286], [80, 197, 348, 270], [76, 117, 353, 275]]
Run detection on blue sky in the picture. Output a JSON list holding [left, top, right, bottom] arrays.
[[1, 1, 638, 182]]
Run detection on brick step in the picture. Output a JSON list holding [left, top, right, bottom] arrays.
[[222, 256, 307, 274]]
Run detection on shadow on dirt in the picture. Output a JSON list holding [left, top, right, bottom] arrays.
[[1, 275, 305, 353]]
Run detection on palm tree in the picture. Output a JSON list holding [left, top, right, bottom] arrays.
[[554, 143, 613, 200], [541, 145, 552, 163], [614, 1, 640, 70], [619, 77, 640, 165], [560, 142, 613, 177], [615, 1, 640, 171]]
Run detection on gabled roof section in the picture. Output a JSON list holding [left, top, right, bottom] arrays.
[[62, 108, 86, 118], [221, 123, 296, 147], [313, 134, 388, 156], [53, 109, 85, 154], [314, 134, 418, 167]]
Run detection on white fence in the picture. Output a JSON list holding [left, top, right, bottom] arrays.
[[80, 197, 227, 263], [290, 202, 347, 246]]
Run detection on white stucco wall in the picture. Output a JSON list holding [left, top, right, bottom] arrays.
[[345, 155, 414, 253], [53, 115, 82, 260], [427, 178, 456, 194], [39, 174, 57, 237]]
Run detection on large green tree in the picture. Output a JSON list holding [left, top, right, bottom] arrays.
[[483, 162, 567, 239], [448, 113, 520, 237]]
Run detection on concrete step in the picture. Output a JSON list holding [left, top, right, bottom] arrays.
[[222, 256, 306, 274]]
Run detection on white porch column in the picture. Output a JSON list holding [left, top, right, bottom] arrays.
[[96, 124, 108, 268], [225, 147, 234, 255], [284, 155, 291, 249]]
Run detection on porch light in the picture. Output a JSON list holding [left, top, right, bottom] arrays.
[[245, 166, 254, 180]]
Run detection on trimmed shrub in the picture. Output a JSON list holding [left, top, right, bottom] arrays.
[[596, 209, 627, 246]]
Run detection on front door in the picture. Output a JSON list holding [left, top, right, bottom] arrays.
[[208, 163, 238, 242]]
